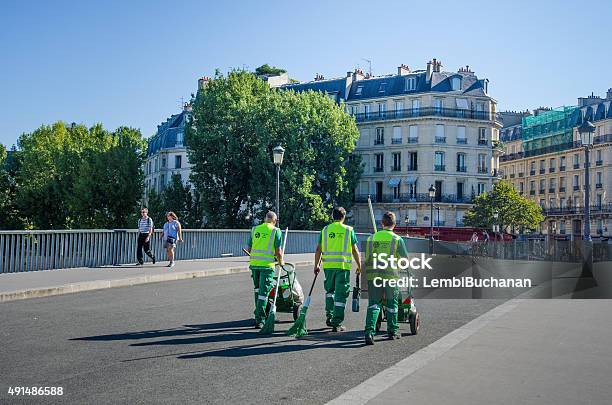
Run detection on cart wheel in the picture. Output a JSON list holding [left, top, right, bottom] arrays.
[[409, 312, 420, 335], [375, 310, 383, 333], [292, 304, 301, 321]]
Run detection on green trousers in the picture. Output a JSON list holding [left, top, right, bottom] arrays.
[[251, 267, 275, 324], [324, 268, 351, 327], [364, 280, 399, 336]]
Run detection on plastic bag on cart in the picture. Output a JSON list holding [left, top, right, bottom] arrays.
[[279, 267, 304, 305]]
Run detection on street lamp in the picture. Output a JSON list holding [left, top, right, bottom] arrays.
[[578, 120, 595, 242], [272, 145, 285, 224], [493, 211, 499, 243], [428, 184, 436, 254]]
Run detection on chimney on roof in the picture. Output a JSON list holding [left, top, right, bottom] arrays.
[[577, 92, 603, 107], [432, 58, 442, 73], [314, 73, 325, 81], [198, 76, 210, 90], [397, 64, 411, 76], [426, 60, 433, 81], [353, 68, 365, 81]]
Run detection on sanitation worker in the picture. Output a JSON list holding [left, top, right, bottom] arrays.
[[314, 207, 361, 332], [363, 211, 408, 344], [246, 211, 284, 329]]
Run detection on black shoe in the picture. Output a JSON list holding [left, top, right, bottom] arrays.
[[136, 262, 144, 266], [387, 333, 401, 340], [255, 323, 263, 329], [365, 334, 375, 345], [152, 256, 156, 264], [331, 325, 346, 333], [326, 318, 333, 327]]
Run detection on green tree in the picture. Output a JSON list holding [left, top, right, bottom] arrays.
[[0, 144, 24, 229], [186, 70, 361, 229], [71, 126, 146, 228], [463, 180, 544, 233], [15, 122, 146, 229], [255, 64, 286, 76], [157, 173, 203, 228], [146, 188, 166, 229]]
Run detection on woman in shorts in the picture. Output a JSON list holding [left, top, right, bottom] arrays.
[[162, 211, 182, 268]]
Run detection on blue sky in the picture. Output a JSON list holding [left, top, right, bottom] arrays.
[[1, 0, 610, 147]]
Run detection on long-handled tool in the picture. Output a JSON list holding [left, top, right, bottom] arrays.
[[259, 227, 288, 335], [286, 267, 319, 337], [351, 273, 361, 312], [367, 195, 378, 233]]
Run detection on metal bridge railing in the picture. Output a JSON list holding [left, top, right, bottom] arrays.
[[0, 229, 322, 273]]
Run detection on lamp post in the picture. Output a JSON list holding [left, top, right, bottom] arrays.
[[578, 121, 595, 241], [272, 145, 285, 224], [493, 211, 499, 243], [578, 120, 595, 277], [428, 184, 436, 254]]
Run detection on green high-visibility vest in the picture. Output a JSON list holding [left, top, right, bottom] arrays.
[[249, 223, 279, 269], [321, 222, 353, 271], [365, 229, 401, 281]]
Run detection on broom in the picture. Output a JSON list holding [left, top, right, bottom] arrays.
[[259, 227, 288, 335], [286, 262, 320, 337]]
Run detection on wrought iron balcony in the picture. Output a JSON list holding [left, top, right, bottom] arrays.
[[478, 139, 488, 146], [539, 189, 545, 195], [573, 185, 580, 191], [407, 165, 418, 171], [549, 167, 556, 173], [456, 138, 467, 144], [596, 160, 603, 166], [518, 172, 524, 177], [407, 137, 419, 143], [542, 203, 612, 216], [435, 136, 446, 143], [391, 166, 401, 172], [391, 138, 402, 145], [574, 163, 580, 169], [353, 107, 497, 123], [374, 167, 384, 172], [434, 164, 446, 171], [354, 193, 473, 204], [560, 166, 566, 172], [596, 183, 603, 189], [530, 170, 536, 176], [456, 166, 467, 173], [530, 190, 536, 195], [540, 169, 546, 174], [549, 188, 555, 193], [559, 187, 566, 192]]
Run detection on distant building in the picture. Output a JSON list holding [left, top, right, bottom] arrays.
[[500, 90, 612, 238], [283, 59, 502, 230], [144, 103, 192, 197]]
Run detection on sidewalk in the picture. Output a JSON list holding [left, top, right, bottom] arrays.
[[0, 253, 314, 303], [330, 299, 612, 405]]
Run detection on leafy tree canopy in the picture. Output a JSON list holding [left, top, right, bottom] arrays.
[[186, 70, 361, 229], [463, 180, 544, 233], [14, 122, 146, 229], [255, 64, 286, 76]]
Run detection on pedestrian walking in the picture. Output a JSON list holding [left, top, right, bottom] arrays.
[[314, 207, 362, 332], [136, 207, 156, 265], [162, 211, 182, 268], [363, 211, 409, 344], [246, 211, 284, 329]]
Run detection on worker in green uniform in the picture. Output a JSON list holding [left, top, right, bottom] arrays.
[[314, 207, 361, 332], [246, 211, 284, 329], [364, 211, 408, 344]]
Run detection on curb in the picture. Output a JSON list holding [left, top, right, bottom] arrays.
[[0, 260, 315, 303]]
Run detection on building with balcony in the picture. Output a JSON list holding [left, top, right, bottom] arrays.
[[499, 90, 612, 238], [144, 103, 192, 197], [283, 59, 502, 230]]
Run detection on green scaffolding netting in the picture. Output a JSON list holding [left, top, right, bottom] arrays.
[[522, 106, 579, 156]]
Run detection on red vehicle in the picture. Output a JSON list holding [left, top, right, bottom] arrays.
[[393, 226, 513, 242]]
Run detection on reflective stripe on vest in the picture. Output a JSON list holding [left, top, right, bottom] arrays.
[[321, 222, 353, 270], [249, 224, 278, 268]]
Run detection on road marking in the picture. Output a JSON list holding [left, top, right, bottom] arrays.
[[327, 299, 523, 405]]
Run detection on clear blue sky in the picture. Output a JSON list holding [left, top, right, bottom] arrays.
[[1, 0, 611, 147]]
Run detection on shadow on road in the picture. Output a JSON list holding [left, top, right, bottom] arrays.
[[70, 319, 255, 342]]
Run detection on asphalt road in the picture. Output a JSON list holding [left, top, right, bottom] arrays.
[[0, 266, 505, 405]]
